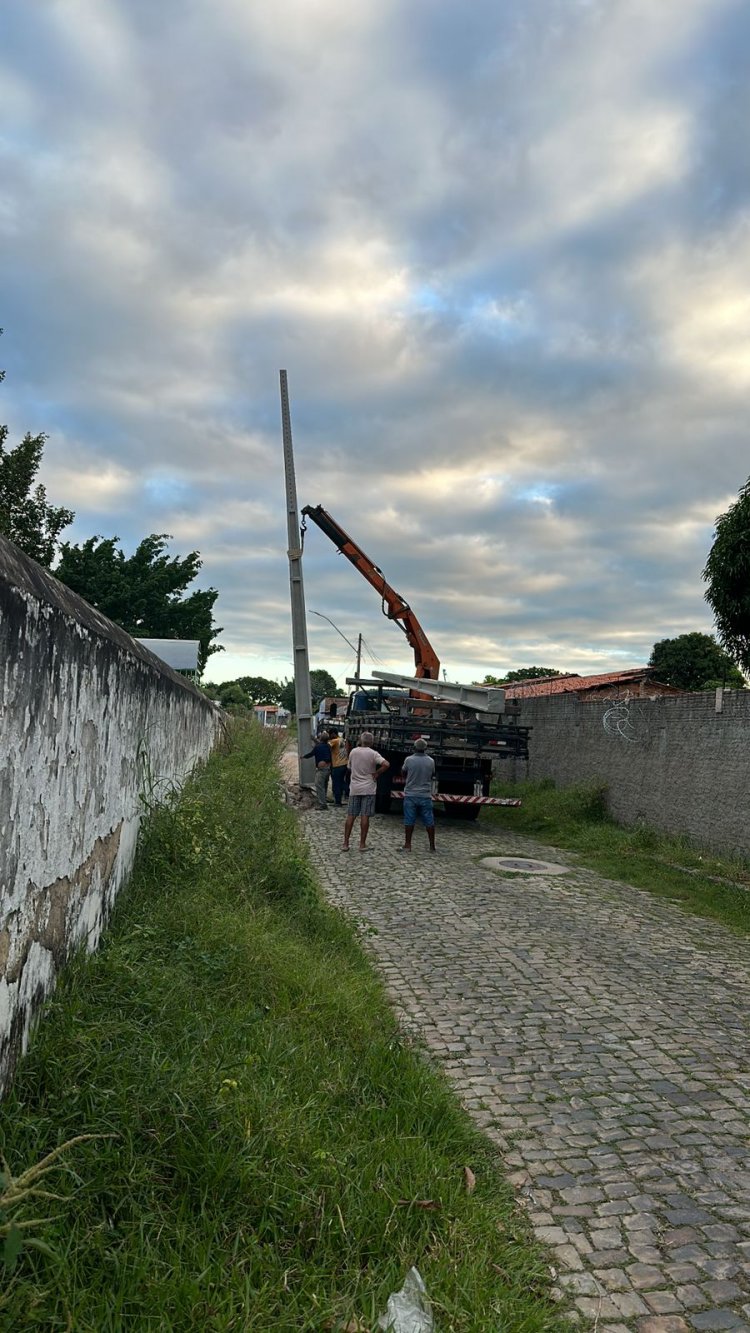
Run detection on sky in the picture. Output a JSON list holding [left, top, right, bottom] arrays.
[[2, 0, 750, 689]]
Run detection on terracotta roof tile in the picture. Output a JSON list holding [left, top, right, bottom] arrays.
[[503, 668, 659, 698]]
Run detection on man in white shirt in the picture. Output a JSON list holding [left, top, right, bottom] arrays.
[[343, 731, 389, 851]]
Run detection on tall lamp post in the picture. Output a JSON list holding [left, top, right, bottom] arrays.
[[310, 610, 363, 678]]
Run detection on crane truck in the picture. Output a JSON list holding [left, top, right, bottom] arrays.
[[301, 504, 529, 820]]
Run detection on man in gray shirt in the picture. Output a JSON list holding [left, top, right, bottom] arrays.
[[400, 737, 436, 851]]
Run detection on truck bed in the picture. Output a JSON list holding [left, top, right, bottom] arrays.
[[344, 709, 530, 762]]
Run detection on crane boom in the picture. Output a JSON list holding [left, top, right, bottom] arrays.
[[301, 504, 440, 679]]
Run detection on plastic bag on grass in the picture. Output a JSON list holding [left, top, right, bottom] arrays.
[[377, 1267, 434, 1332]]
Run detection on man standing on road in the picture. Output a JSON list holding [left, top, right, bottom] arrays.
[[303, 731, 332, 811], [343, 731, 389, 851], [400, 737, 436, 852], [328, 727, 348, 807]]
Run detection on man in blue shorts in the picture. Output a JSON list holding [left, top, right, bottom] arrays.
[[401, 737, 436, 851]]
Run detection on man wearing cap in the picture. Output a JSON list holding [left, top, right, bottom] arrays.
[[400, 738, 436, 851]]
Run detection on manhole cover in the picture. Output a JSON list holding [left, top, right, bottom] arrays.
[[480, 856, 569, 875]]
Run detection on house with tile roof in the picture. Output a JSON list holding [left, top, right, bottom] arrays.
[[497, 668, 682, 700]]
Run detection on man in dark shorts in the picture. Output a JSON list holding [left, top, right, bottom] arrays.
[[400, 737, 436, 851], [343, 731, 389, 851]]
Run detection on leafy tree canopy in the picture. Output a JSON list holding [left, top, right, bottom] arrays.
[[704, 476, 750, 675], [310, 667, 338, 703], [201, 679, 285, 710], [0, 346, 74, 566], [279, 678, 296, 714], [202, 681, 252, 710], [203, 668, 341, 715], [648, 632, 745, 691], [236, 676, 282, 705], [278, 669, 339, 714], [502, 666, 563, 683], [56, 533, 223, 674], [483, 667, 563, 685]]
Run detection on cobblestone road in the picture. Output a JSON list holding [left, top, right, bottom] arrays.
[[300, 805, 750, 1333]]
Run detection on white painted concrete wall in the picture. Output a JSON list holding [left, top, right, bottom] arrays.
[[0, 536, 222, 1093]]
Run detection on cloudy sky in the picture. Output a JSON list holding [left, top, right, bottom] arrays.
[[3, 0, 749, 687]]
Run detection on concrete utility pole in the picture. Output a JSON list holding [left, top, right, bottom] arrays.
[[279, 370, 315, 787]]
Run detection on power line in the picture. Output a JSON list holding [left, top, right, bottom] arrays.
[[361, 635, 384, 664], [310, 609, 359, 656]]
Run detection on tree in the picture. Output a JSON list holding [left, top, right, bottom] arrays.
[[203, 681, 252, 710], [704, 477, 750, 675], [201, 676, 283, 708], [648, 633, 745, 691], [236, 676, 282, 705], [56, 533, 223, 674], [279, 678, 296, 714], [278, 669, 338, 714], [502, 666, 563, 683], [310, 667, 338, 703], [483, 667, 563, 685], [0, 348, 74, 566]]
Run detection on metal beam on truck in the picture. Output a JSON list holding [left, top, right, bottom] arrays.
[[370, 670, 507, 715]]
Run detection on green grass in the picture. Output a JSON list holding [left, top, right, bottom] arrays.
[[0, 724, 571, 1331], [489, 776, 750, 936]]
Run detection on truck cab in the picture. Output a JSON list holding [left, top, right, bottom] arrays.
[[314, 696, 350, 735]]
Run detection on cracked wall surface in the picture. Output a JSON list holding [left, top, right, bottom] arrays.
[[0, 535, 222, 1094], [511, 691, 750, 857]]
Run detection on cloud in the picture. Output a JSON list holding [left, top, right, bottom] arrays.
[[1, 0, 747, 686]]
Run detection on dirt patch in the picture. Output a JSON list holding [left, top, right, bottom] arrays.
[[284, 782, 317, 811], [280, 747, 317, 810]]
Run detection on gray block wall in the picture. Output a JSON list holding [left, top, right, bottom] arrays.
[[513, 690, 750, 857]]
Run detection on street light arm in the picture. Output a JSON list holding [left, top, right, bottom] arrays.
[[310, 610, 359, 657]]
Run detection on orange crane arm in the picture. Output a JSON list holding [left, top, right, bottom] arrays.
[[301, 504, 440, 680]]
